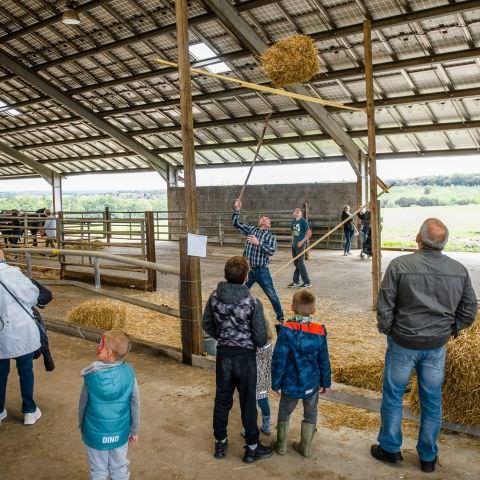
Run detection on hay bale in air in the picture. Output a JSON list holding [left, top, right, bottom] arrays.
[[408, 314, 480, 426], [333, 362, 385, 392], [67, 300, 127, 331], [261, 34, 320, 87]]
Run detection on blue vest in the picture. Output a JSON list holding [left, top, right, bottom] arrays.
[[82, 362, 135, 450]]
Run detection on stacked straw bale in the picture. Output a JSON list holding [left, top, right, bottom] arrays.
[[333, 362, 384, 392], [409, 314, 480, 426], [67, 300, 126, 331], [261, 34, 319, 87]]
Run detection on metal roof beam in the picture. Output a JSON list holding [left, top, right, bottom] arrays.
[[0, 139, 60, 184], [0, 47, 170, 180], [201, 0, 362, 174]]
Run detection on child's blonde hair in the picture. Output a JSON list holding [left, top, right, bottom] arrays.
[[105, 330, 131, 360], [292, 289, 316, 316]]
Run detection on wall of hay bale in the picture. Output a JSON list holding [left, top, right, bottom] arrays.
[[168, 182, 357, 248]]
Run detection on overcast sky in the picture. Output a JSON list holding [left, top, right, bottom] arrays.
[[0, 155, 478, 192]]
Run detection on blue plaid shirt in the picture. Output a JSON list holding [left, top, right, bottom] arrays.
[[232, 210, 277, 268]]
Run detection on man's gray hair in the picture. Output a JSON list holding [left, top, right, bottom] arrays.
[[419, 218, 449, 251]]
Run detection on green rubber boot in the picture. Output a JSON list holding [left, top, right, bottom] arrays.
[[292, 421, 316, 458], [273, 421, 289, 455]]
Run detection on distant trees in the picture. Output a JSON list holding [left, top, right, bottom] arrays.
[[390, 173, 480, 187]]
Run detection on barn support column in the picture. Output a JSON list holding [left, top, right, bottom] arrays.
[[364, 18, 381, 309], [52, 173, 63, 213], [176, 0, 203, 365]]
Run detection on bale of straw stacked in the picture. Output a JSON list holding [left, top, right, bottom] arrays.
[[333, 362, 385, 392], [408, 314, 480, 426], [261, 34, 319, 87], [67, 300, 126, 331]]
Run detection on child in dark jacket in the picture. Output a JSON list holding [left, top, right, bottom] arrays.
[[79, 330, 140, 480], [272, 289, 331, 458], [202, 256, 273, 464]]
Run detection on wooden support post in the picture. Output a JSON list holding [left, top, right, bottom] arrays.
[[57, 211, 65, 279], [176, 0, 203, 363], [145, 211, 157, 292], [104, 206, 112, 242], [364, 18, 381, 309], [303, 201, 310, 260]]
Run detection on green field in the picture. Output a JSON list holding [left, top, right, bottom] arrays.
[[381, 204, 480, 252]]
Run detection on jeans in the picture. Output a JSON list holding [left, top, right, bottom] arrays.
[[378, 337, 446, 461], [344, 227, 354, 254], [278, 390, 319, 426], [292, 245, 310, 284], [257, 397, 270, 417], [246, 267, 284, 321], [361, 225, 370, 251], [86, 444, 129, 480], [0, 353, 36, 414], [213, 350, 259, 446]]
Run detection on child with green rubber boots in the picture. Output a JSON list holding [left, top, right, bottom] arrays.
[[271, 289, 331, 457]]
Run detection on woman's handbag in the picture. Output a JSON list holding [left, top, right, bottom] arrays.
[[0, 279, 55, 371]]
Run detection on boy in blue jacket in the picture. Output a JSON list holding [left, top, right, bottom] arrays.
[[272, 289, 331, 458], [79, 330, 140, 480]]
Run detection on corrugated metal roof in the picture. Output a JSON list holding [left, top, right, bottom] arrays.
[[0, 0, 479, 178]]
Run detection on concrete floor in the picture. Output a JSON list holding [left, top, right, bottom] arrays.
[[1, 332, 480, 480]]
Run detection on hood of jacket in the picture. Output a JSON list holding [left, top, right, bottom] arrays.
[[82, 361, 131, 402], [215, 281, 251, 304]]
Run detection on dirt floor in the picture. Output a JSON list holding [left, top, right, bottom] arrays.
[[1, 332, 480, 480]]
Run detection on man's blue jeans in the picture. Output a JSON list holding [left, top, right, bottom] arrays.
[[378, 337, 446, 461], [0, 353, 37, 414], [246, 267, 284, 321], [344, 227, 354, 254]]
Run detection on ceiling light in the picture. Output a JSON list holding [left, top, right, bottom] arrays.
[[62, 9, 81, 25]]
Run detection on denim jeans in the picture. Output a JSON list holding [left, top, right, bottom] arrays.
[[257, 397, 270, 417], [0, 353, 37, 414], [292, 245, 310, 284], [246, 267, 284, 321], [361, 225, 370, 250], [378, 337, 446, 461], [343, 227, 354, 254]]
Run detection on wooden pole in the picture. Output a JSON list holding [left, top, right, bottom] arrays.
[[176, 0, 203, 363], [364, 18, 381, 309], [145, 211, 157, 292]]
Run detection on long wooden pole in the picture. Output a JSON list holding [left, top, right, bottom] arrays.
[[238, 113, 271, 202], [155, 59, 365, 112], [364, 18, 381, 309], [176, 0, 203, 364]]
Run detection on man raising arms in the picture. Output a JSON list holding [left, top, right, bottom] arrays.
[[232, 199, 284, 323]]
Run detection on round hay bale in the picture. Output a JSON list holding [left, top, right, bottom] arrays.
[[67, 300, 127, 331], [408, 315, 480, 426], [260, 34, 320, 87]]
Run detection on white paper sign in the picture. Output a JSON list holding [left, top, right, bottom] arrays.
[[187, 233, 207, 257]]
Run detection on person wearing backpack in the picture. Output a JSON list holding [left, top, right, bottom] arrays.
[[0, 249, 43, 426]]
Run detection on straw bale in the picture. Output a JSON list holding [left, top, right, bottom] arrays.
[[333, 362, 384, 392], [261, 35, 319, 87], [409, 315, 480, 426], [67, 300, 126, 330]]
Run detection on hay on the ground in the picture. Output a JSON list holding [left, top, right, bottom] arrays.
[[333, 362, 384, 392], [409, 314, 480, 426], [67, 300, 127, 330], [261, 34, 319, 87]]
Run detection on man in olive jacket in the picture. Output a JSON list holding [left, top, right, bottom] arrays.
[[372, 218, 477, 473]]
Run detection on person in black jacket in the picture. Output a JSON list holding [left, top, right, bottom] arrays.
[[202, 256, 273, 464], [341, 205, 355, 256]]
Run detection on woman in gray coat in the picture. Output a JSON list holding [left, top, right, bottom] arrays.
[[0, 249, 42, 426]]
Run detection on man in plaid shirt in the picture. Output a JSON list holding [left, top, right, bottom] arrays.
[[232, 199, 284, 322]]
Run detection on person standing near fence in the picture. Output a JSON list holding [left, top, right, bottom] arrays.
[[232, 199, 284, 323], [341, 205, 355, 256], [41, 209, 57, 248], [288, 208, 312, 288]]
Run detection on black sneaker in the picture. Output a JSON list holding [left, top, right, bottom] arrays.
[[420, 457, 437, 473], [214, 440, 228, 459], [300, 283, 312, 288], [370, 444, 403, 464], [242, 442, 274, 463], [288, 282, 300, 288]]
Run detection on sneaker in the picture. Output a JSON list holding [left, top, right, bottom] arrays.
[[0, 409, 7, 425], [243, 442, 273, 463], [214, 439, 228, 459], [288, 282, 300, 288], [343, 252, 348, 256], [420, 457, 437, 473], [300, 283, 312, 288], [370, 444, 403, 464], [348, 252, 353, 256], [24, 408, 42, 426]]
